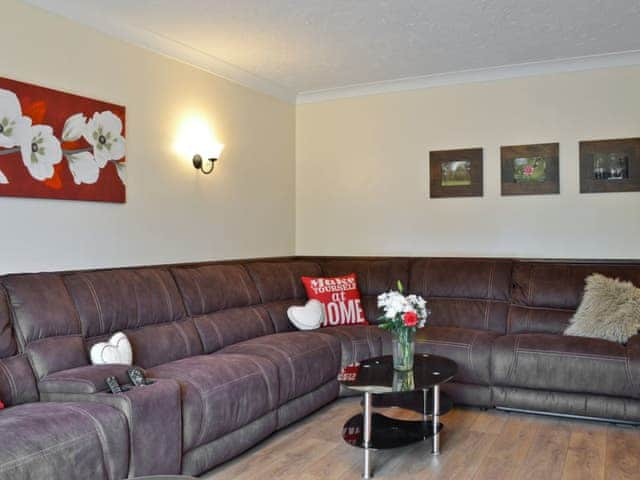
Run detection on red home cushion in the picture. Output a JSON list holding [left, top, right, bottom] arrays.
[[0, 400, 4, 410], [301, 273, 368, 327]]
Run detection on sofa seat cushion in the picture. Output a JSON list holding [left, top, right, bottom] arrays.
[[147, 354, 279, 453], [414, 326, 497, 385], [219, 332, 341, 404], [0, 402, 129, 480], [313, 325, 388, 367], [492, 334, 638, 398]]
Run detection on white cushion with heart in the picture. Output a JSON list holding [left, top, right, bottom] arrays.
[[90, 332, 133, 365], [287, 299, 325, 330]]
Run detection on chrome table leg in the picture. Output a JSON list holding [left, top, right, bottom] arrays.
[[363, 391, 372, 478], [432, 385, 440, 455]]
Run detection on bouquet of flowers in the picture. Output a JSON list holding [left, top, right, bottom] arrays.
[[377, 281, 430, 371]]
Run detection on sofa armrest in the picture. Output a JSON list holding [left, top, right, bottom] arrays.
[[40, 377, 182, 477], [39, 364, 134, 394], [627, 334, 640, 350]]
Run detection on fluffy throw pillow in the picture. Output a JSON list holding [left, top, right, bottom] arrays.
[[302, 273, 368, 327], [564, 274, 640, 344]]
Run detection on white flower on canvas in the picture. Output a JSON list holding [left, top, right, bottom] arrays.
[[0, 89, 30, 149], [84, 111, 125, 167], [20, 125, 62, 181], [115, 162, 126, 185], [67, 151, 99, 185], [62, 113, 87, 142]]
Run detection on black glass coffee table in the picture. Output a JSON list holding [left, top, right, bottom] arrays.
[[338, 354, 457, 479]]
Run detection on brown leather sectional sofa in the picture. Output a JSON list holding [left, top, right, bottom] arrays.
[[0, 257, 639, 479]]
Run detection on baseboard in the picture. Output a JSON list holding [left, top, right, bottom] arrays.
[[495, 406, 640, 427]]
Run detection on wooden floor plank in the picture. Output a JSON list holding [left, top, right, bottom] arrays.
[[514, 421, 572, 480], [203, 398, 637, 480], [472, 415, 540, 480], [561, 427, 607, 480], [605, 428, 640, 480]]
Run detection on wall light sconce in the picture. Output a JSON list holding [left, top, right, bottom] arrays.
[[193, 143, 224, 175]]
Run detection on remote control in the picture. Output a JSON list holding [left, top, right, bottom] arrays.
[[127, 367, 146, 387], [105, 376, 123, 394]]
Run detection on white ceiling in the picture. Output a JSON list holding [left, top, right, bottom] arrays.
[[24, 0, 640, 102]]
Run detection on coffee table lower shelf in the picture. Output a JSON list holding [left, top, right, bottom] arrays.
[[343, 413, 443, 450]]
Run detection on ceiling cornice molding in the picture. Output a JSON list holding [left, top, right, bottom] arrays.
[[296, 50, 640, 104], [23, 0, 297, 103]]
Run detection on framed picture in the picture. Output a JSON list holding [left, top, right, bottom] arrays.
[[580, 138, 640, 194], [0, 76, 126, 203], [429, 148, 483, 198], [501, 143, 559, 195]]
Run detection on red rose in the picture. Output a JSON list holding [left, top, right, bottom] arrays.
[[403, 311, 418, 327]]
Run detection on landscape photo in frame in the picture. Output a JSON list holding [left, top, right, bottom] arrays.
[[429, 148, 483, 198]]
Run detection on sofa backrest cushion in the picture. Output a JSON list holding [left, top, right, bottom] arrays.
[[2, 274, 87, 378], [409, 258, 512, 333], [64, 268, 201, 369], [244, 261, 322, 332], [0, 287, 16, 358], [317, 258, 410, 323], [0, 354, 39, 407], [509, 261, 640, 334], [172, 264, 274, 352], [0, 288, 38, 406]]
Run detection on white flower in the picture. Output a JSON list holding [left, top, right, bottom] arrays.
[[62, 113, 87, 142], [378, 288, 430, 326], [84, 111, 125, 167], [0, 89, 30, 149], [115, 162, 126, 185], [0, 169, 7, 184], [20, 125, 62, 181], [67, 151, 99, 185]]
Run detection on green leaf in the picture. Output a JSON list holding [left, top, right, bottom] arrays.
[[397, 279, 404, 293]]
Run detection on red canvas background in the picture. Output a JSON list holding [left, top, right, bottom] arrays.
[[0, 77, 126, 203]]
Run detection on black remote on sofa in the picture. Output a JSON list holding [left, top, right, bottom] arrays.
[[127, 367, 147, 387], [105, 376, 124, 394]]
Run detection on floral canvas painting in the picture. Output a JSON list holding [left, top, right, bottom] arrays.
[[0, 77, 126, 202]]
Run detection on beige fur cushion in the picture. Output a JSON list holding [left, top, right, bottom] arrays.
[[565, 274, 640, 344]]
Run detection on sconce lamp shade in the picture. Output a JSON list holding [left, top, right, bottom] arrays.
[[210, 143, 225, 159], [193, 143, 224, 175]]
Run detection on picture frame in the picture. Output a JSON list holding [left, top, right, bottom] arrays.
[[501, 143, 559, 196], [0, 76, 126, 203], [580, 138, 640, 194], [429, 148, 483, 198]]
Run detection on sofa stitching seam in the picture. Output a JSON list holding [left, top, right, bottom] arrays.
[[0, 432, 95, 472], [243, 357, 277, 409], [81, 274, 105, 334], [0, 360, 16, 403], [172, 321, 193, 357], [63, 404, 113, 479], [517, 349, 625, 361]]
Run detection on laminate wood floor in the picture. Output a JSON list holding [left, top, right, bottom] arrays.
[[203, 397, 640, 480]]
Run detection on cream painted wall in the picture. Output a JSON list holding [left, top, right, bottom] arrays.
[[296, 67, 640, 259], [0, 0, 295, 273]]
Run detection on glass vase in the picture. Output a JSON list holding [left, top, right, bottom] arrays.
[[392, 329, 415, 371]]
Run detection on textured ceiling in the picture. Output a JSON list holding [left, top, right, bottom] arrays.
[[24, 0, 640, 98]]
